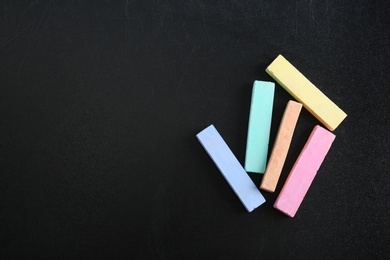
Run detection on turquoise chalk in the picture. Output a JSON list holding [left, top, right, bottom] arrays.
[[197, 125, 265, 212], [245, 80, 275, 174]]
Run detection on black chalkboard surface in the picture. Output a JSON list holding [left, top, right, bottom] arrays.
[[1, 1, 389, 259]]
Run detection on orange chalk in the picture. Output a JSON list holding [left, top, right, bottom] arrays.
[[260, 101, 302, 192]]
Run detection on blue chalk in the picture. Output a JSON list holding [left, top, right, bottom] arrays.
[[197, 125, 266, 212]]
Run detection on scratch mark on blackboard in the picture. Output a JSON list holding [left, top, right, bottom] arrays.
[[309, 0, 315, 29], [201, 15, 211, 45], [20, 0, 38, 20], [0, 22, 31, 49], [16, 49, 28, 76], [295, 0, 298, 36], [177, 51, 194, 88], [0, 1, 51, 49], [182, 2, 193, 29], [124, 0, 130, 66]]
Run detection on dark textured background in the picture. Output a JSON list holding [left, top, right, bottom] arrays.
[[1, 0, 389, 259]]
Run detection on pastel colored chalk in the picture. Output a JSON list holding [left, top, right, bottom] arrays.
[[260, 100, 302, 192], [274, 125, 335, 217], [197, 125, 266, 212], [245, 81, 275, 174], [266, 55, 347, 131]]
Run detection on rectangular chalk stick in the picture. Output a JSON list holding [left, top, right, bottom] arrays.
[[197, 125, 266, 212], [245, 80, 275, 173], [260, 100, 302, 192], [266, 55, 347, 131], [274, 125, 335, 217]]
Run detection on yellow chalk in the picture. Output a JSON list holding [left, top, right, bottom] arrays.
[[260, 100, 302, 192], [266, 55, 347, 131]]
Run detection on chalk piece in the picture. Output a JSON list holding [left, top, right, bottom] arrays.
[[261, 100, 302, 192], [245, 81, 275, 174], [274, 125, 335, 217], [266, 55, 347, 131], [197, 125, 266, 212]]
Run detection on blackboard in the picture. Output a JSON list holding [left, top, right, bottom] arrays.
[[1, 1, 389, 259]]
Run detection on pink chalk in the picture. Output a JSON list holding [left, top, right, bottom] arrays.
[[274, 125, 335, 217]]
